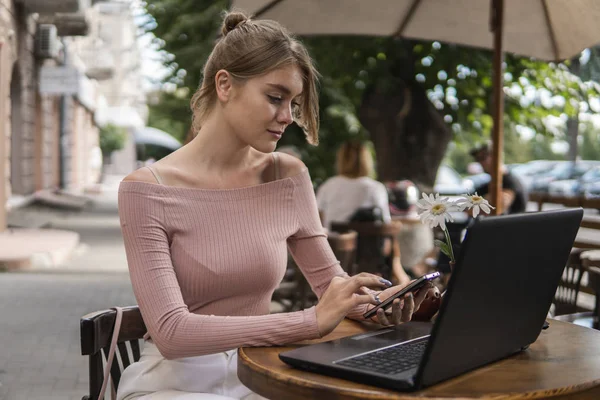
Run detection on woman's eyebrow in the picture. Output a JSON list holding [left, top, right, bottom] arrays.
[[266, 83, 301, 98]]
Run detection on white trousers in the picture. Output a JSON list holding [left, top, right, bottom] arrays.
[[117, 341, 266, 400]]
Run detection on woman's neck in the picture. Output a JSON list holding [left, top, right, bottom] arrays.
[[184, 116, 256, 173]]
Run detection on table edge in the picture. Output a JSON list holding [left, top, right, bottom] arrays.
[[238, 334, 600, 400]]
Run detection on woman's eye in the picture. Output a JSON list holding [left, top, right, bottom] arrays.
[[268, 95, 282, 104]]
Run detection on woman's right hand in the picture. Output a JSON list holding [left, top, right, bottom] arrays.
[[315, 273, 391, 337]]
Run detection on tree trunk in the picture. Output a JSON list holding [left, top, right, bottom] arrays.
[[358, 79, 452, 189], [566, 117, 579, 162], [100, 154, 112, 183], [567, 57, 581, 162]]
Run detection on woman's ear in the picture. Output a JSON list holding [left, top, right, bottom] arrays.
[[215, 69, 233, 102]]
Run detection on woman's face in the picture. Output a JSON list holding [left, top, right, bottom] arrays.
[[221, 64, 304, 153]]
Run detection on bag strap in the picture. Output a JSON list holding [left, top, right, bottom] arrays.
[[98, 306, 123, 400]]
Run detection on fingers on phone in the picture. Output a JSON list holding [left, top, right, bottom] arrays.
[[377, 307, 390, 326], [402, 293, 415, 322]]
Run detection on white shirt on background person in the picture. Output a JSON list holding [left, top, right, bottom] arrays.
[[316, 175, 391, 230]]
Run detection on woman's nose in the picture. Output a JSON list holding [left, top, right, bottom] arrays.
[[277, 104, 294, 125]]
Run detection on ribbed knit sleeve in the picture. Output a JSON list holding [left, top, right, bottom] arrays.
[[118, 183, 321, 360], [287, 172, 375, 321]]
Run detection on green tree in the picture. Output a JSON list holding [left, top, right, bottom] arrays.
[[528, 134, 563, 161], [99, 123, 128, 181], [99, 123, 127, 158], [140, 1, 600, 186], [579, 122, 600, 160], [147, 89, 191, 142], [444, 142, 472, 176], [503, 125, 531, 165]]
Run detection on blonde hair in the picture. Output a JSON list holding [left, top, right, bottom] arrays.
[[190, 11, 320, 145], [336, 141, 375, 178]]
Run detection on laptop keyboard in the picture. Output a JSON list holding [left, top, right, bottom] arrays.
[[336, 340, 428, 375]]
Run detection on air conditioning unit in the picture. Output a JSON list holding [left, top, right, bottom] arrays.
[[35, 24, 59, 59]]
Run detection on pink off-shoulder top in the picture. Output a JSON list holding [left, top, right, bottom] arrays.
[[118, 168, 371, 360]]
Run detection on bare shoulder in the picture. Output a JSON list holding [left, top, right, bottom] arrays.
[[276, 152, 307, 179], [122, 166, 158, 184]]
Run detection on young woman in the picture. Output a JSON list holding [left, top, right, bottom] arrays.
[[117, 11, 433, 400]]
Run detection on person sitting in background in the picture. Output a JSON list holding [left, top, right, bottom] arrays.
[[316, 141, 391, 229], [470, 142, 527, 214], [316, 140, 411, 286]]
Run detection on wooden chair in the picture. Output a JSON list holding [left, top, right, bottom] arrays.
[[80, 306, 146, 400], [281, 230, 359, 311], [330, 221, 402, 281], [271, 255, 301, 312], [581, 250, 600, 329], [327, 229, 358, 274], [553, 248, 590, 317]]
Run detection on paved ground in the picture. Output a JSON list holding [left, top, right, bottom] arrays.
[[0, 175, 135, 400], [0, 272, 135, 400]]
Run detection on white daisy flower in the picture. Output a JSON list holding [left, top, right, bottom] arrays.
[[456, 192, 495, 218], [416, 193, 457, 231]]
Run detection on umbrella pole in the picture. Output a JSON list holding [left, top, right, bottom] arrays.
[[490, 0, 505, 215]]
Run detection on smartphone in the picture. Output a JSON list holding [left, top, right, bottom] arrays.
[[363, 271, 441, 319]]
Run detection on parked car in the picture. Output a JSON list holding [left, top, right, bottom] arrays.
[[464, 173, 491, 193], [510, 160, 563, 192], [529, 161, 599, 193], [548, 165, 600, 197], [582, 180, 600, 198], [578, 166, 600, 198], [434, 165, 475, 195]]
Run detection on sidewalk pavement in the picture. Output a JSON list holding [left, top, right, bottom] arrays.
[[2, 175, 128, 273], [0, 272, 135, 400]]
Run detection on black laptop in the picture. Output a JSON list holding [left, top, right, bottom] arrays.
[[280, 208, 583, 391]]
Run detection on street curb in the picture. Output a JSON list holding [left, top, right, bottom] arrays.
[[0, 229, 80, 271]]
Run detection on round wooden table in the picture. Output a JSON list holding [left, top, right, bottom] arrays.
[[238, 319, 600, 399]]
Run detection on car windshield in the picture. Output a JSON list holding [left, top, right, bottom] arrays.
[[515, 161, 557, 177], [548, 162, 571, 177], [435, 165, 462, 186], [573, 164, 593, 178], [582, 167, 600, 182]]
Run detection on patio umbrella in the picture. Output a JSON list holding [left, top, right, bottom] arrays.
[[232, 0, 600, 213]]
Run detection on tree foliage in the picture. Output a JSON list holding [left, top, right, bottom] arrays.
[[140, 0, 600, 184], [99, 123, 128, 156]]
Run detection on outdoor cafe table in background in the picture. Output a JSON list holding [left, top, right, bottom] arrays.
[[238, 319, 600, 400]]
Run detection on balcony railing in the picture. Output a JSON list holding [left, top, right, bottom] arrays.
[[22, 0, 90, 15], [38, 13, 90, 37], [80, 48, 115, 81]]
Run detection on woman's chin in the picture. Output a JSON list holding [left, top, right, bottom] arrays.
[[250, 141, 278, 154]]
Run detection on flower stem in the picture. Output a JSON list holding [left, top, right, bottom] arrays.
[[443, 228, 456, 263]]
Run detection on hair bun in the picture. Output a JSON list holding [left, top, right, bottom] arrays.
[[222, 11, 249, 36]]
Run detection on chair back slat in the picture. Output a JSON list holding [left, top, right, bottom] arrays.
[[87, 354, 104, 400], [331, 222, 401, 279], [327, 230, 357, 274], [107, 344, 123, 390], [130, 339, 141, 361], [581, 251, 600, 330], [80, 306, 147, 400], [117, 341, 132, 369], [554, 249, 587, 316]]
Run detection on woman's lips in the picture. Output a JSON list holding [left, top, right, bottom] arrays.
[[268, 130, 283, 139]]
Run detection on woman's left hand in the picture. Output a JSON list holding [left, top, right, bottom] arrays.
[[371, 282, 435, 326]]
